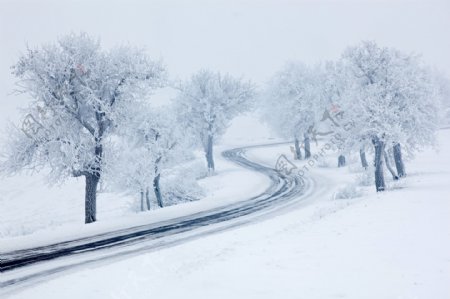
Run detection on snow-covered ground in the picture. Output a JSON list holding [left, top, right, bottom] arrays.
[[1, 1, 449, 297], [4, 127, 449, 299], [0, 147, 270, 251], [0, 113, 274, 251]]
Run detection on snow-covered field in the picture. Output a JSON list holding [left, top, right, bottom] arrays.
[[4, 128, 449, 299]]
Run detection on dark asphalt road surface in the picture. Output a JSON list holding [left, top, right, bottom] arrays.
[[0, 142, 310, 293]]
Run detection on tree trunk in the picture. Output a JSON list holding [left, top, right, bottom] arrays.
[[153, 173, 163, 208], [205, 135, 215, 173], [372, 137, 386, 192], [393, 143, 406, 178], [384, 150, 399, 180], [304, 134, 311, 159], [294, 138, 302, 160], [338, 155, 346, 167], [85, 110, 105, 224], [359, 148, 368, 169], [85, 173, 99, 223], [140, 190, 145, 212], [145, 187, 151, 210]]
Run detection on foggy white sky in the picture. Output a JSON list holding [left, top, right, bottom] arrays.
[[1, 0, 449, 125]]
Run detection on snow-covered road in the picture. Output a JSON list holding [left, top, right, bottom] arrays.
[[0, 142, 320, 296], [2, 132, 449, 299]]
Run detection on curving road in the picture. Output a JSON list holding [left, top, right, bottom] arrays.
[[0, 142, 314, 295]]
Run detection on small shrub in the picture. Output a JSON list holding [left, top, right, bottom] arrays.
[[333, 183, 364, 200], [356, 168, 374, 187]]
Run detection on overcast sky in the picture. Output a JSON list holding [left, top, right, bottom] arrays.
[[1, 0, 449, 125]]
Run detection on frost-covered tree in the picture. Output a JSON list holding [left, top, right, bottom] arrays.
[[1, 33, 166, 223], [262, 62, 327, 160], [388, 59, 440, 178], [340, 41, 440, 191], [432, 70, 450, 120], [109, 104, 203, 211], [175, 70, 255, 173], [319, 61, 356, 167]]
